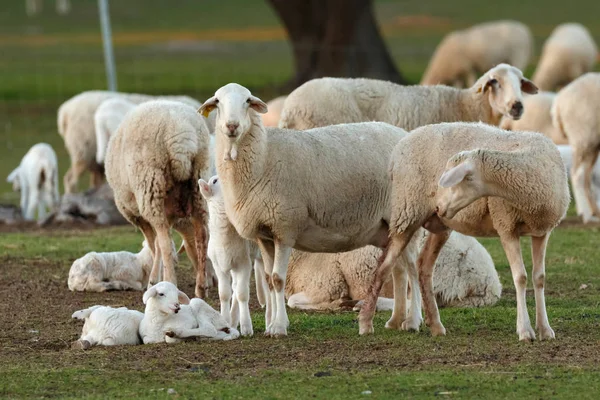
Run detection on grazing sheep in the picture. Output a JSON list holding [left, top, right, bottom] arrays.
[[358, 122, 569, 342], [532, 23, 598, 91], [279, 64, 538, 131], [105, 100, 211, 297], [552, 73, 600, 223], [71, 305, 144, 349], [199, 83, 417, 337], [139, 281, 239, 344], [557, 144, 600, 217], [68, 241, 154, 292], [261, 95, 287, 127], [421, 20, 533, 87], [7, 143, 59, 221], [94, 98, 137, 165]]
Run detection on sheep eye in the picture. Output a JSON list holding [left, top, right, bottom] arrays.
[[214, 99, 219, 104], [246, 98, 251, 104], [489, 79, 498, 85], [158, 293, 164, 297]]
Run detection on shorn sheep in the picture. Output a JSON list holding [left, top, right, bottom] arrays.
[[68, 241, 154, 292], [421, 20, 533, 87], [199, 83, 415, 336], [7, 143, 59, 221], [71, 306, 144, 349], [532, 23, 598, 91], [358, 122, 569, 342], [139, 281, 239, 344], [105, 100, 212, 298], [94, 98, 137, 165], [279, 64, 538, 131], [552, 73, 600, 223]]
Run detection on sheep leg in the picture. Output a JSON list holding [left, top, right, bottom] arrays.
[[192, 218, 208, 298], [90, 163, 104, 189], [270, 240, 292, 337], [20, 183, 30, 220], [215, 265, 233, 325], [253, 256, 268, 308], [500, 234, 535, 341], [156, 225, 177, 285], [233, 264, 254, 336], [149, 237, 163, 286], [256, 239, 275, 335], [386, 243, 422, 332], [166, 325, 219, 340], [531, 233, 555, 340], [583, 150, 600, 218], [63, 159, 86, 195], [230, 274, 240, 329], [571, 147, 597, 223], [25, 188, 39, 221], [174, 220, 205, 297]]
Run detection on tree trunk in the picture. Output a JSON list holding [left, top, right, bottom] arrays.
[[268, 0, 406, 89]]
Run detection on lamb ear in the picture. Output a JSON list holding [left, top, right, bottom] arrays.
[[248, 95, 268, 114], [178, 290, 191, 305], [439, 162, 474, 188], [198, 96, 218, 118], [198, 179, 211, 198], [521, 78, 538, 95], [143, 286, 158, 304], [7, 167, 19, 183]]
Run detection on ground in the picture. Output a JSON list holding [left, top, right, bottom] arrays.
[[1, 0, 600, 398]]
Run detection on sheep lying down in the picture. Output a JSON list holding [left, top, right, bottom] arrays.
[[71, 306, 144, 349]]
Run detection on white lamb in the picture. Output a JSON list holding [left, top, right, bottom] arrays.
[[139, 281, 239, 344], [532, 23, 598, 91], [279, 64, 538, 131], [7, 143, 59, 221], [358, 122, 569, 342], [71, 305, 144, 349], [94, 98, 137, 165], [421, 20, 533, 87]]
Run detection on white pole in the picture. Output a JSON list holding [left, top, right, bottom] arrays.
[[98, 0, 117, 91]]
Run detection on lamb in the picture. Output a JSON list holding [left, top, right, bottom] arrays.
[[557, 144, 600, 216], [261, 95, 287, 127], [139, 281, 239, 344], [279, 64, 538, 131], [94, 98, 137, 165], [71, 305, 144, 349], [68, 241, 154, 292], [7, 143, 59, 221], [500, 91, 567, 145], [551, 73, 600, 223], [531, 23, 598, 91], [199, 83, 418, 337], [358, 122, 569, 342], [105, 100, 211, 297], [421, 20, 533, 87]]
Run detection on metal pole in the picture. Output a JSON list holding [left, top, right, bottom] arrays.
[[98, 0, 117, 91]]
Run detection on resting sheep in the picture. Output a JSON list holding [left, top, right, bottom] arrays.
[[71, 305, 144, 349], [7, 143, 59, 221], [421, 20, 533, 87], [94, 98, 137, 165], [358, 122, 569, 342], [279, 64, 538, 131], [105, 100, 211, 297]]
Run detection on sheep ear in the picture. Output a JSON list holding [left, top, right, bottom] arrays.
[[521, 78, 538, 95], [198, 96, 218, 118], [7, 167, 19, 183], [178, 290, 191, 305], [248, 95, 268, 114], [143, 286, 158, 304], [439, 162, 474, 188], [198, 179, 211, 198]]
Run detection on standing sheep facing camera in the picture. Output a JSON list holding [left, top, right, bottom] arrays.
[[105, 101, 212, 298], [7, 143, 59, 222], [421, 20, 533, 87], [280, 64, 537, 131], [94, 98, 137, 165]]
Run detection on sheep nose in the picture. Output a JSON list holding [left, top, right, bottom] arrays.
[[510, 101, 523, 118], [226, 122, 239, 136]]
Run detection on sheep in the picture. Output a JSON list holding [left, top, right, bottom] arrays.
[[286, 229, 501, 311], [57, 91, 209, 194], [199, 83, 418, 337], [105, 100, 211, 298], [7, 143, 59, 221], [357, 122, 569, 342], [532, 23, 598, 92], [279, 64, 538, 131], [557, 144, 600, 217], [421, 20, 533, 88], [139, 281, 239, 344], [500, 91, 567, 145], [94, 98, 137, 165], [552, 73, 600, 223], [71, 305, 144, 349], [261, 95, 287, 127], [68, 241, 155, 292]]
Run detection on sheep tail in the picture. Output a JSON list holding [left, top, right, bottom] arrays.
[[166, 137, 194, 182]]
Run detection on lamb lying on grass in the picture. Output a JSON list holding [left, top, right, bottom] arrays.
[[71, 305, 144, 349]]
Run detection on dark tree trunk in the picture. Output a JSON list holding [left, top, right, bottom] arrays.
[[268, 0, 406, 90]]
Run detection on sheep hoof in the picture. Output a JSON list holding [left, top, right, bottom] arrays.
[[517, 326, 536, 342], [195, 286, 206, 299], [165, 330, 176, 338], [71, 339, 91, 350], [384, 318, 403, 330], [430, 323, 446, 337], [269, 323, 288, 337], [240, 325, 253, 337], [538, 326, 555, 341], [358, 321, 374, 335], [401, 318, 422, 332]]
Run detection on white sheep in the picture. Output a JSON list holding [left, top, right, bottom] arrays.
[[94, 98, 137, 165], [532, 23, 598, 91], [358, 122, 569, 342], [557, 144, 600, 216], [71, 305, 144, 349], [279, 64, 538, 131], [500, 91, 567, 145], [68, 241, 154, 292], [421, 20, 533, 87], [105, 100, 212, 298], [199, 83, 418, 337], [552, 73, 600, 223], [260, 95, 287, 127], [7, 143, 59, 221], [139, 281, 239, 344]]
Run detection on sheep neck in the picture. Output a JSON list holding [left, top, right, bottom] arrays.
[[460, 89, 499, 126]]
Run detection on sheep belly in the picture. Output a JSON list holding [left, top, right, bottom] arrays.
[[294, 218, 388, 253]]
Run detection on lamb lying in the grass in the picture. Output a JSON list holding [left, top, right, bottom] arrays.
[[71, 305, 144, 349], [139, 281, 239, 344]]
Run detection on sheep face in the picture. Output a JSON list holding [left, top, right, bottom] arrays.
[[198, 175, 220, 201], [437, 151, 485, 219], [475, 64, 538, 121], [143, 281, 191, 315], [7, 168, 21, 192]]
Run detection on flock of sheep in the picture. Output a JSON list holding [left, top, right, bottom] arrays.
[[6, 20, 600, 347]]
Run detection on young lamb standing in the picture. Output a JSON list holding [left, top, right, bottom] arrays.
[[71, 305, 144, 349], [279, 64, 537, 131], [7, 143, 59, 221], [358, 122, 569, 342], [105, 100, 211, 298], [94, 98, 137, 165]]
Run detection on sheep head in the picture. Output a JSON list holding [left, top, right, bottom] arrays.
[[198, 176, 220, 200], [143, 281, 190, 315], [7, 167, 21, 192]]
